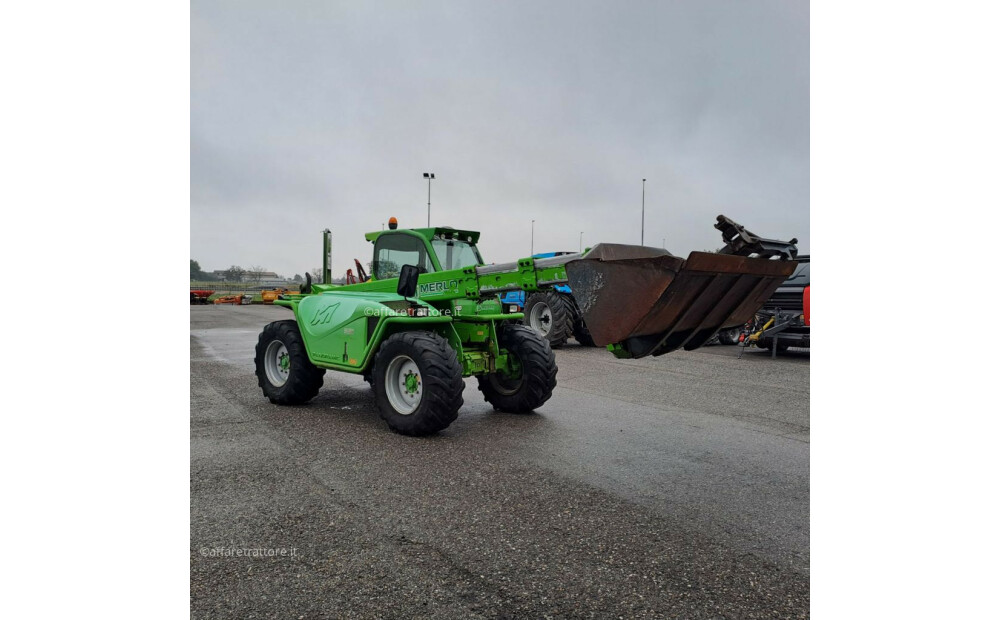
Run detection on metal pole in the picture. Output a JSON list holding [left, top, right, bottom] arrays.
[[579, 231, 583, 252], [322, 228, 332, 285], [423, 172, 435, 226], [641, 178, 646, 246], [531, 219, 535, 256]]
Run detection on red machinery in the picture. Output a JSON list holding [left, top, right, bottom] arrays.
[[190, 289, 215, 304]]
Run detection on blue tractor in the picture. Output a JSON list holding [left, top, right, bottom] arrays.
[[498, 252, 597, 348]]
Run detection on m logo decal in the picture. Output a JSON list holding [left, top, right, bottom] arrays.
[[310, 302, 340, 326]]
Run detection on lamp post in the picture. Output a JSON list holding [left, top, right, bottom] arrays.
[[579, 231, 583, 252], [641, 178, 646, 246], [422, 172, 435, 226], [531, 219, 535, 256]]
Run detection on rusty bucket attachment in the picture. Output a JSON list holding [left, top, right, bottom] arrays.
[[566, 229, 798, 358]]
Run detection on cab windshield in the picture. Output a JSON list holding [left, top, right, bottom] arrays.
[[432, 238, 484, 271]]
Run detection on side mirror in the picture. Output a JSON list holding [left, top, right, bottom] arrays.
[[300, 272, 312, 294], [397, 264, 419, 298]]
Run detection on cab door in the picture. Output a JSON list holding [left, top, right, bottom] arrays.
[[372, 233, 436, 280]]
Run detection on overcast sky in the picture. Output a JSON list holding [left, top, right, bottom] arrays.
[[191, 0, 808, 279]]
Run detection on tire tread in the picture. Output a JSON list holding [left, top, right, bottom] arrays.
[[477, 323, 557, 413], [254, 320, 325, 405], [373, 331, 464, 436], [524, 291, 572, 348]]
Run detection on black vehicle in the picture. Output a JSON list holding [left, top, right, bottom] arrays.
[[750, 255, 810, 353]]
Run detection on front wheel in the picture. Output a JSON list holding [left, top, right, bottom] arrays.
[[255, 320, 325, 405], [572, 316, 597, 347], [372, 331, 465, 436], [477, 324, 557, 413]]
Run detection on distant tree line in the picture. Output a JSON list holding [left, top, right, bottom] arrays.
[[190, 259, 210, 280], [192, 259, 306, 284]]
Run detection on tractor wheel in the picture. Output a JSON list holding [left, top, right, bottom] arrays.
[[717, 327, 741, 346], [255, 320, 325, 405], [564, 294, 597, 347], [572, 316, 597, 347], [523, 291, 572, 349], [477, 324, 557, 413], [372, 331, 464, 436], [758, 337, 790, 353]]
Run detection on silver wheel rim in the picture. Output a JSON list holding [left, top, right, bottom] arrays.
[[264, 340, 290, 387], [385, 355, 422, 415], [529, 302, 552, 336]]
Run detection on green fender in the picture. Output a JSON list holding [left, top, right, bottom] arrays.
[[287, 291, 452, 373]]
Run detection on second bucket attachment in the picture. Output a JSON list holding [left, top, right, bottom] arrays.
[[566, 244, 797, 358]]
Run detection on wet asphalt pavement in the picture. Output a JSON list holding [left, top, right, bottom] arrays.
[[191, 305, 809, 619]]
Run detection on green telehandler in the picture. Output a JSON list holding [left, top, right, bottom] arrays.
[[254, 215, 798, 436]]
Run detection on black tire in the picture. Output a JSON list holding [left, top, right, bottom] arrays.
[[255, 320, 325, 405], [523, 291, 572, 349], [372, 331, 465, 436], [477, 324, 557, 413], [717, 327, 741, 346], [563, 294, 597, 347], [758, 337, 790, 353], [572, 316, 597, 347]]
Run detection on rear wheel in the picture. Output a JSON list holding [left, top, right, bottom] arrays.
[[717, 327, 741, 346], [372, 331, 464, 436], [255, 320, 325, 405], [758, 337, 790, 353], [523, 291, 571, 348], [477, 324, 557, 413]]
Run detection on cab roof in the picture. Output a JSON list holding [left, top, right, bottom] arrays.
[[364, 227, 481, 244]]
